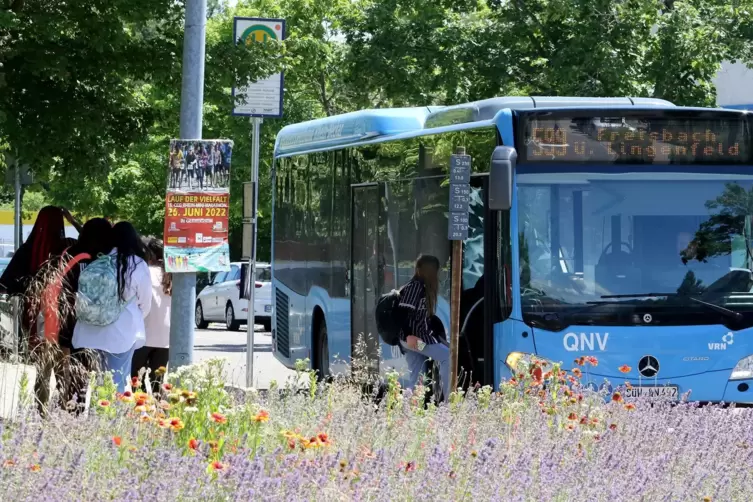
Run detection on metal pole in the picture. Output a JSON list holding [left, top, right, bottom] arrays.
[[449, 239, 462, 397], [169, 0, 207, 370], [246, 117, 261, 388], [13, 159, 22, 251]]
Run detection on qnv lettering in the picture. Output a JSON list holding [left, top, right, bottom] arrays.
[[563, 332, 609, 352]]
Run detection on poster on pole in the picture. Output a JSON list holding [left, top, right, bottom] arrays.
[[232, 17, 285, 118], [164, 139, 234, 273]]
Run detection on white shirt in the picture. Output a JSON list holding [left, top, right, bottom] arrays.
[[72, 251, 152, 354], [144, 266, 171, 348]]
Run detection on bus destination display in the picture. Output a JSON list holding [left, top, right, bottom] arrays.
[[521, 116, 749, 164]]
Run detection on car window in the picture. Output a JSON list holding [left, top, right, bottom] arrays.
[[227, 265, 240, 281], [256, 267, 271, 282], [213, 272, 228, 284]]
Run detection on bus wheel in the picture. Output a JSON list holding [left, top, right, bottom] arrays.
[[316, 319, 330, 381]]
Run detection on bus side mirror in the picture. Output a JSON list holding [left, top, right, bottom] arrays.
[[489, 146, 515, 211]]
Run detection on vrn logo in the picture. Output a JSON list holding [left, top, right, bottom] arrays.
[[563, 332, 609, 352], [708, 332, 734, 351]]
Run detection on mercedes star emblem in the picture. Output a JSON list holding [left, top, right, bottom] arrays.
[[643, 313, 652, 323], [638, 355, 660, 377]]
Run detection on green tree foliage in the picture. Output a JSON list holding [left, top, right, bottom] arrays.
[[3, 0, 753, 262]]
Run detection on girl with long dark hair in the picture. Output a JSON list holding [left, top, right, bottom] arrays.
[[131, 237, 172, 393], [72, 221, 151, 391], [397, 254, 451, 402]]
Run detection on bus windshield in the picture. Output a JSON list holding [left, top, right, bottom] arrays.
[[517, 172, 753, 330]]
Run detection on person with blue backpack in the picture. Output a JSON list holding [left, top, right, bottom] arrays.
[[72, 221, 152, 392]]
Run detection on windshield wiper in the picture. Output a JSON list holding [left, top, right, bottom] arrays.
[[599, 292, 742, 322]]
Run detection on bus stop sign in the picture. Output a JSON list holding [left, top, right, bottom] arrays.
[[448, 154, 471, 240]]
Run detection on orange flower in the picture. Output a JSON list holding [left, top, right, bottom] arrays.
[[618, 365, 631, 374], [579, 416, 588, 425], [157, 419, 170, 429], [566, 424, 576, 431], [612, 392, 623, 403], [28, 464, 41, 472], [139, 414, 152, 423], [211, 412, 228, 424], [574, 357, 585, 367], [572, 368, 582, 378], [118, 391, 134, 403], [2, 459, 16, 468], [210, 461, 226, 472], [567, 412, 578, 421], [585, 356, 598, 366], [188, 438, 199, 450], [609, 423, 618, 431], [134, 404, 148, 413], [624, 403, 636, 411], [317, 432, 330, 445], [97, 399, 110, 408], [404, 461, 417, 472], [287, 439, 296, 450], [162, 383, 173, 391], [112, 436, 122, 447], [252, 410, 270, 423], [590, 417, 599, 425], [131, 376, 140, 388], [159, 401, 172, 411], [169, 417, 185, 431], [530, 366, 543, 383], [543, 371, 553, 380]]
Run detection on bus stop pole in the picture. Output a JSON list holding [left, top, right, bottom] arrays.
[[245, 117, 261, 388], [169, 0, 206, 371], [449, 239, 462, 396]]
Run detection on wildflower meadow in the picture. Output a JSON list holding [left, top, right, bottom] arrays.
[[1, 356, 752, 501]]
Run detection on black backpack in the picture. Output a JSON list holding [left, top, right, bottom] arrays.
[[375, 289, 402, 346]]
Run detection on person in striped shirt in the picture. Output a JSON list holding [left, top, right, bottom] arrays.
[[397, 254, 450, 401]]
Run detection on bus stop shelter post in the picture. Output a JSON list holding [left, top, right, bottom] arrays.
[[169, 0, 206, 371], [245, 117, 261, 389]]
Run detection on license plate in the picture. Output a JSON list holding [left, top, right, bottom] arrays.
[[264, 305, 272, 313], [624, 385, 678, 400]]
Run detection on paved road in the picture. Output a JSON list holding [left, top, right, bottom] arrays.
[[193, 324, 296, 389]]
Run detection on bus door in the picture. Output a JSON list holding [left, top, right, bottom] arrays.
[[350, 183, 382, 378], [457, 175, 498, 388]]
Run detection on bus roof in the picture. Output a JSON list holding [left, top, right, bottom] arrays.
[[275, 107, 440, 156], [423, 96, 676, 129], [274, 96, 677, 156]]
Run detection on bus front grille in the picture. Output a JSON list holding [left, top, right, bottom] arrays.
[[275, 288, 290, 358]]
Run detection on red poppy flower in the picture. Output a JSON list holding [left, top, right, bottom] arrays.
[[210, 461, 226, 472], [618, 364, 632, 374], [162, 383, 173, 391], [612, 392, 623, 403], [188, 438, 199, 450], [585, 356, 599, 366], [131, 376, 140, 387], [112, 436, 122, 447]]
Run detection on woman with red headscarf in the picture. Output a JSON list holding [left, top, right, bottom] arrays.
[[0, 206, 81, 343]]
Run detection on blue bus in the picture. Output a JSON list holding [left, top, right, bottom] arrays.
[[270, 96, 753, 403]]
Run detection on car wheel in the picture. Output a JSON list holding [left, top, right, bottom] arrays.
[[225, 303, 241, 331], [195, 302, 209, 329], [316, 319, 330, 381]]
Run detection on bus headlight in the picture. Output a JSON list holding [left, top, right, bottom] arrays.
[[731, 355, 753, 380], [505, 352, 555, 373]]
